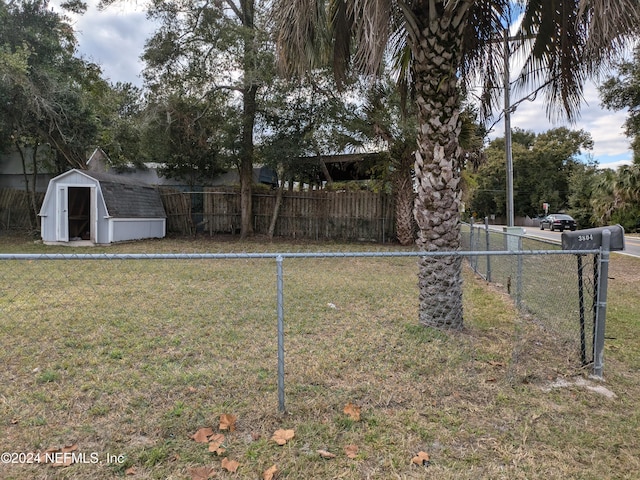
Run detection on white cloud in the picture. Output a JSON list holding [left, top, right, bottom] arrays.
[[51, 0, 156, 86], [490, 79, 633, 167], [51, 1, 635, 165]]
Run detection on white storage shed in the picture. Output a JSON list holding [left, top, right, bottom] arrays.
[[39, 169, 166, 244]]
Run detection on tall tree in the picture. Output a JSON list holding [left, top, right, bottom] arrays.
[[591, 163, 640, 230], [0, 0, 101, 170], [0, 0, 104, 224], [93, 82, 148, 169], [273, 0, 640, 329], [260, 73, 361, 187], [599, 45, 640, 162], [104, 0, 275, 238], [567, 159, 601, 228], [143, 93, 231, 187], [470, 127, 593, 220], [347, 81, 418, 245]]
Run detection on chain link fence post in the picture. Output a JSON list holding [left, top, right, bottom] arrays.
[[485, 217, 492, 282], [577, 254, 587, 365], [592, 230, 611, 379], [276, 255, 286, 412], [470, 217, 477, 274], [516, 234, 523, 309]]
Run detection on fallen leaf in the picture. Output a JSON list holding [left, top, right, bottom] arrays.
[[343, 402, 361, 421], [125, 466, 137, 475], [221, 457, 240, 473], [412, 451, 430, 466], [263, 464, 278, 480], [46, 444, 79, 467], [344, 444, 359, 459], [271, 429, 295, 446], [188, 466, 217, 479], [192, 427, 215, 443], [317, 449, 336, 459], [208, 433, 226, 455], [219, 414, 237, 432], [209, 446, 226, 455]]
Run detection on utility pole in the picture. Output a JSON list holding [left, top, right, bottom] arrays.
[[503, 28, 515, 227]]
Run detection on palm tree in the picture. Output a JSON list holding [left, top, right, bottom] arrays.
[[273, 0, 640, 329], [355, 81, 418, 245], [592, 162, 640, 227]]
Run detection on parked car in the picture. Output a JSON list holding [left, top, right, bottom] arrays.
[[540, 214, 577, 232]]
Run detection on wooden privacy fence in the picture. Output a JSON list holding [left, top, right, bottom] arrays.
[[159, 187, 396, 242], [0, 189, 44, 231]]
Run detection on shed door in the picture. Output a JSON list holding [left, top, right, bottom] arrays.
[[68, 187, 92, 240], [56, 185, 68, 242]]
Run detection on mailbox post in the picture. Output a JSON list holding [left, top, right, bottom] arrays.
[[562, 225, 624, 378]]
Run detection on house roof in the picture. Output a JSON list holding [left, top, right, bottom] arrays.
[[82, 170, 166, 219]]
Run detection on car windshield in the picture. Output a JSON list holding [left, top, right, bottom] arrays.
[[554, 215, 573, 220]]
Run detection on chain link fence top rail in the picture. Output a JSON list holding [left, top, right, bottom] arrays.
[[461, 223, 600, 368]]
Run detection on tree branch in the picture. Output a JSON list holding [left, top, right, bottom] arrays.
[[223, 0, 243, 21]]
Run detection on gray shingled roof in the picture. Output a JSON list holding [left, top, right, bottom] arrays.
[[84, 170, 166, 219]]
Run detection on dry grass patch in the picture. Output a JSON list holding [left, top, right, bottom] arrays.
[[0, 236, 638, 479]]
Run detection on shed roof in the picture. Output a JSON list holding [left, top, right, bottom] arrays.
[[82, 170, 166, 218]]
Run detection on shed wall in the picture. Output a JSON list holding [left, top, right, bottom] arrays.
[[109, 218, 166, 243], [40, 172, 107, 243]]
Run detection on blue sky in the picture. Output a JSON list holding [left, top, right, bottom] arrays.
[[52, 0, 634, 170]]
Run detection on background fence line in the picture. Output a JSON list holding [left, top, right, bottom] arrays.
[[159, 188, 395, 242], [0, 189, 44, 230]]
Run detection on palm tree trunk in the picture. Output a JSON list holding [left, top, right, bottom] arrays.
[[393, 171, 415, 246], [411, 9, 469, 329]]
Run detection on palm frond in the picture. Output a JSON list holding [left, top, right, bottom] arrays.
[[273, 0, 330, 77], [459, 0, 510, 122], [348, 0, 393, 76], [512, 0, 640, 122], [329, 0, 354, 86], [514, 0, 587, 121], [579, 0, 640, 66]]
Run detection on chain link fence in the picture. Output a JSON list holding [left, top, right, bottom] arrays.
[[461, 222, 601, 372], [1, 238, 604, 403], [0, 224, 618, 480]]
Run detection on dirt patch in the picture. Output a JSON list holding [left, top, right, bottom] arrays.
[[542, 376, 617, 399]]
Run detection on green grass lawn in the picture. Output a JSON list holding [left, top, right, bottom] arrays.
[[0, 234, 638, 479]]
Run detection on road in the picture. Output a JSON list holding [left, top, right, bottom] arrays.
[[487, 225, 640, 258]]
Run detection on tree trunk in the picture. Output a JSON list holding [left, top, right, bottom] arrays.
[[268, 178, 284, 239], [239, 84, 258, 239], [239, 0, 257, 239], [16, 142, 35, 229], [411, 7, 470, 329], [394, 171, 415, 245]]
